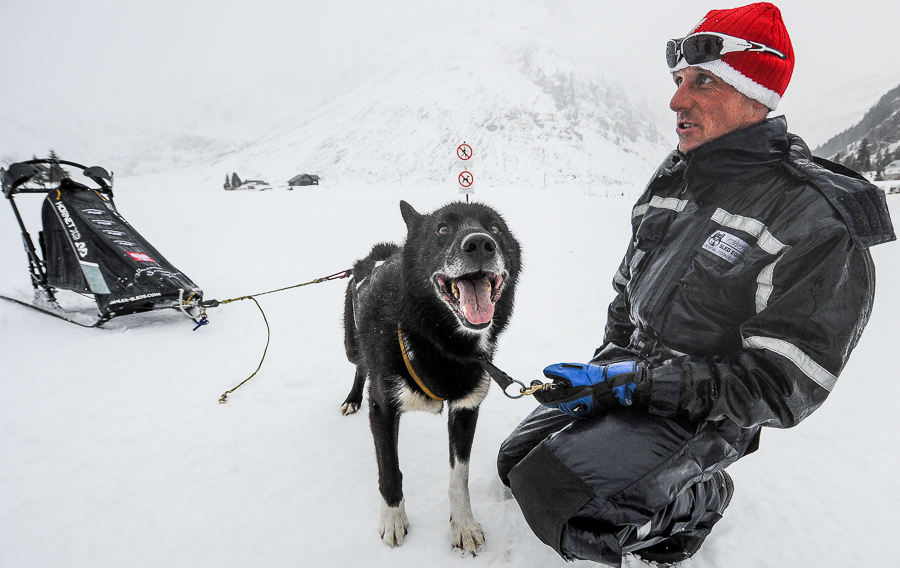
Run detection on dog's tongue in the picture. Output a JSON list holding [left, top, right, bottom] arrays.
[[456, 278, 494, 325]]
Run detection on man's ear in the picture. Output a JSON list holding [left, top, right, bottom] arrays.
[[752, 99, 770, 118], [399, 200, 421, 230]]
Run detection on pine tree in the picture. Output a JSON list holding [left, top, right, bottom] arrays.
[[232, 172, 242, 188], [857, 138, 872, 172], [841, 150, 855, 170], [31, 154, 50, 187], [877, 148, 892, 172], [224, 173, 231, 189], [48, 150, 67, 183]]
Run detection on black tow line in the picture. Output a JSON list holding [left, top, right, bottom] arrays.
[[200, 269, 352, 404], [201, 268, 550, 405]]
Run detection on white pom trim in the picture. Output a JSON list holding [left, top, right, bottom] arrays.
[[671, 58, 781, 110]]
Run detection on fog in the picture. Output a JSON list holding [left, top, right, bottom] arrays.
[[2, 0, 898, 163]]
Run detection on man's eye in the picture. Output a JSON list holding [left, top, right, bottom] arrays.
[[698, 75, 714, 85]]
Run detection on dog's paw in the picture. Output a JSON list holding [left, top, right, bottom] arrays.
[[451, 518, 485, 555], [340, 401, 360, 415], [379, 499, 409, 547]]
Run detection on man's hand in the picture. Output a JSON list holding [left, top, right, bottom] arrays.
[[534, 361, 646, 418]]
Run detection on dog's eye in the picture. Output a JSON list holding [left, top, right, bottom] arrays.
[[490, 224, 501, 234], [437, 224, 450, 235]]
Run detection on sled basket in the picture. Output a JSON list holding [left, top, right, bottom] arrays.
[[2, 158, 203, 322]]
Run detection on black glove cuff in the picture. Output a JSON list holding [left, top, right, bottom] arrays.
[[533, 383, 591, 406]]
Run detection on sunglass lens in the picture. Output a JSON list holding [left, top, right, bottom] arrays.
[[665, 39, 680, 68], [682, 34, 725, 65]]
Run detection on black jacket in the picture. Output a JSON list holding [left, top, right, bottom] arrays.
[[599, 116, 895, 429]]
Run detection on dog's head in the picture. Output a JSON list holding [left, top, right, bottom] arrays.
[[399, 200, 521, 333]]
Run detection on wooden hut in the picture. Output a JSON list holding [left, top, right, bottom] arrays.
[[288, 174, 321, 186]]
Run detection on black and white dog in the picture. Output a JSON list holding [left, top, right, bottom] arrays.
[[341, 200, 521, 553]]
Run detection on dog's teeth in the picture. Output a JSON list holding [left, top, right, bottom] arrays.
[[485, 277, 492, 294], [452, 281, 459, 299]]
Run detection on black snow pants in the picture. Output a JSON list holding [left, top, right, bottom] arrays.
[[498, 405, 759, 566]]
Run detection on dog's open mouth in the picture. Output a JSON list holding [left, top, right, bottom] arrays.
[[435, 271, 504, 328]]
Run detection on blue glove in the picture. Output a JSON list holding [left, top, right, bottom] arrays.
[[534, 361, 646, 418]]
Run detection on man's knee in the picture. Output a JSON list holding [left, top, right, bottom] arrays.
[[496, 446, 516, 487], [501, 411, 745, 565], [507, 442, 594, 557], [497, 405, 575, 487]]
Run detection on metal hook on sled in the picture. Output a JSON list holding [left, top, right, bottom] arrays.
[[178, 288, 208, 330]]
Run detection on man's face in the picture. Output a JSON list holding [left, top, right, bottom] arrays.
[[669, 66, 769, 153]]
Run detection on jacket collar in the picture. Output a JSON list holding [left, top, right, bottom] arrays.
[[675, 116, 790, 192]]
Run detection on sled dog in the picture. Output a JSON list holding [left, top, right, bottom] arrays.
[[341, 200, 521, 553]]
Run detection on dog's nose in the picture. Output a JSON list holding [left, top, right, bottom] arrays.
[[461, 233, 496, 261]]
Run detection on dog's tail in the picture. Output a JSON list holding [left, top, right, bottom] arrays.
[[344, 242, 399, 363], [352, 242, 400, 281]]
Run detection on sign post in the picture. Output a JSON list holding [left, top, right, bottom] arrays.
[[456, 142, 473, 199]]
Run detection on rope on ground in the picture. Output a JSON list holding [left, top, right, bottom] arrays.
[[219, 297, 269, 404], [214, 269, 352, 404]]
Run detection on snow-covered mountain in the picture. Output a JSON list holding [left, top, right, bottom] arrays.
[[813, 82, 900, 160], [0, 107, 253, 178], [776, 69, 900, 150], [212, 32, 671, 191], [2, 20, 671, 190]]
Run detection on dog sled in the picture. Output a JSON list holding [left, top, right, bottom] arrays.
[[1, 158, 204, 327]]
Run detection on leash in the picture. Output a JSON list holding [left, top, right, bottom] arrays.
[[397, 322, 550, 401], [481, 358, 555, 399], [202, 269, 352, 404]]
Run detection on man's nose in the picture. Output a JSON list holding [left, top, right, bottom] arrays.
[[670, 83, 692, 113]]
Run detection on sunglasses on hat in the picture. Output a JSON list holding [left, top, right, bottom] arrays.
[[666, 31, 786, 69]]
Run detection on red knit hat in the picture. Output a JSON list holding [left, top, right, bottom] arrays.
[[671, 2, 795, 110]]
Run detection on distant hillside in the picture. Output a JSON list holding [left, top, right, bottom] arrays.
[[814, 84, 900, 167], [210, 33, 671, 192]]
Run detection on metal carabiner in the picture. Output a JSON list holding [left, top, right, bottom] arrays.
[[521, 380, 556, 396], [520, 383, 546, 396]]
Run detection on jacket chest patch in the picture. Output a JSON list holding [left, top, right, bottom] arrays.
[[702, 230, 750, 264]]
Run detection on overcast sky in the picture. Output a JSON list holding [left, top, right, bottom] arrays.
[[2, 0, 898, 153]]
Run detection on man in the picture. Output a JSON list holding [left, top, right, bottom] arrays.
[[497, 3, 895, 566]]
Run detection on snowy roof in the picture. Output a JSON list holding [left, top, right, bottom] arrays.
[[288, 174, 320, 183]]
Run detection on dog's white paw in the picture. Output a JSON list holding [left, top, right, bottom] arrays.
[[340, 401, 360, 415], [379, 498, 409, 547], [451, 518, 485, 554]]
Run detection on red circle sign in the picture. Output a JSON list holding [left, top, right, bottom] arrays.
[[457, 144, 472, 160], [458, 171, 473, 187]]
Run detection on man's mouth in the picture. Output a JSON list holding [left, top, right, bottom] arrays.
[[435, 271, 504, 328], [678, 121, 699, 131]]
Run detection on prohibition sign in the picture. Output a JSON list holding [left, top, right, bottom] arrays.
[[458, 171, 474, 187], [457, 143, 472, 161]]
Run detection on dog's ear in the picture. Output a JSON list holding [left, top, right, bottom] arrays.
[[399, 200, 421, 230]]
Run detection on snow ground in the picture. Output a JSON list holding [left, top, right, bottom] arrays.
[[1, 171, 899, 568]]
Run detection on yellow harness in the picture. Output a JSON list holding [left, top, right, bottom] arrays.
[[397, 324, 444, 401]]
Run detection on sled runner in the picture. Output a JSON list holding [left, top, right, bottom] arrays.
[[1, 158, 204, 327]]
